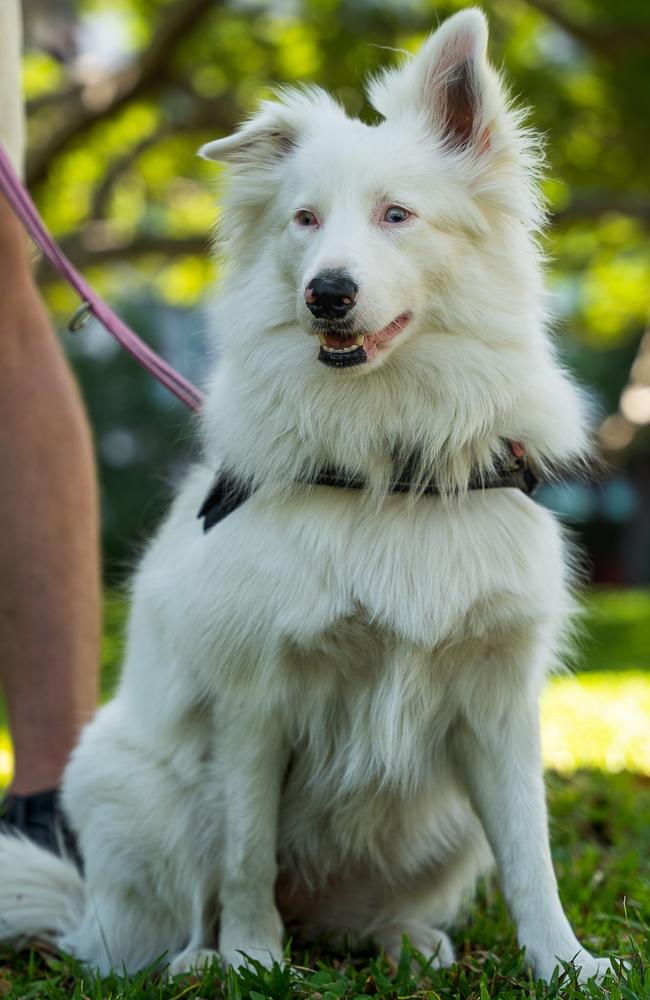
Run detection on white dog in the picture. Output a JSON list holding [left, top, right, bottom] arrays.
[[0, 8, 615, 984]]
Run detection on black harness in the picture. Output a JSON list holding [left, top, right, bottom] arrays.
[[198, 443, 539, 534]]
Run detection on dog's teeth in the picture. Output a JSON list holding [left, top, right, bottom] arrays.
[[354, 334, 364, 346], [320, 342, 360, 354], [318, 331, 328, 346]]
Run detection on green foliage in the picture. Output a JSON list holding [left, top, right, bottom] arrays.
[[580, 588, 650, 671], [63, 297, 199, 579]]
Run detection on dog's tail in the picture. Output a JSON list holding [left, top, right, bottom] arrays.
[[0, 834, 85, 944]]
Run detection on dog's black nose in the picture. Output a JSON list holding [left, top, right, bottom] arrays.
[[305, 270, 358, 319]]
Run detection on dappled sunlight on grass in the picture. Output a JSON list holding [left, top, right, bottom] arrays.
[[542, 671, 650, 775], [0, 730, 12, 789]]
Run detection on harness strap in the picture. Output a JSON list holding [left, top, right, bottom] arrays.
[[198, 445, 539, 534], [0, 142, 204, 412]]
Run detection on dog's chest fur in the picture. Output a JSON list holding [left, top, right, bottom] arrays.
[[268, 604, 523, 895], [116, 464, 568, 897], [165, 469, 566, 664], [142, 474, 565, 886]]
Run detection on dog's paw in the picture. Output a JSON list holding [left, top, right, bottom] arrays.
[[535, 951, 618, 985], [373, 922, 455, 969], [219, 940, 284, 972], [573, 954, 618, 984], [168, 947, 221, 977], [219, 923, 284, 971], [219, 901, 285, 970]]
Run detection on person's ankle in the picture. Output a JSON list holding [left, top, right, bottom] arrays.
[[8, 768, 67, 797]]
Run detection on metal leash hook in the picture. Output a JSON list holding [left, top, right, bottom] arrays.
[[67, 300, 93, 333], [0, 141, 204, 411]]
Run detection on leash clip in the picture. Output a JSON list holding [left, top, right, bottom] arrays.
[[68, 301, 93, 333]]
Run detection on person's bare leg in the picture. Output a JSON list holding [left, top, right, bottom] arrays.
[[0, 194, 101, 794], [0, 0, 99, 797]]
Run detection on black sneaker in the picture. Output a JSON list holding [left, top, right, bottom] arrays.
[[0, 788, 80, 865]]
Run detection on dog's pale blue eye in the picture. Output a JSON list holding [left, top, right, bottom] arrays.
[[295, 210, 317, 227], [384, 206, 410, 224]]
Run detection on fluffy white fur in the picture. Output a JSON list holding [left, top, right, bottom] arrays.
[[0, 8, 615, 984]]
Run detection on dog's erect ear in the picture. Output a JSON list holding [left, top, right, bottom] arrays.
[[421, 9, 489, 151], [368, 8, 494, 153]]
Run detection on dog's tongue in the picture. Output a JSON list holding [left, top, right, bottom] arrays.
[[323, 331, 354, 349]]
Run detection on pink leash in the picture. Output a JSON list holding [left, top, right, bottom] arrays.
[[0, 142, 204, 412]]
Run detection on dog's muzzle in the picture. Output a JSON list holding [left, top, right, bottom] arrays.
[[316, 312, 412, 369]]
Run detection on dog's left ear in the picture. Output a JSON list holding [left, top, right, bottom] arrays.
[[368, 8, 496, 154], [198, 99, 301, 165]]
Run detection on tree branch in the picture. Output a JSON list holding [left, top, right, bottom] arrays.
[[552, 195, 650, 226], [36, 232, 211, 285], [26, 0, 220, 187], [26, 82, 78, 115], [519, 0, 650, 57], [90, 93, 238, 218]]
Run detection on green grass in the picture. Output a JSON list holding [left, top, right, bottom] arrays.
[[578, 589, 650, 673], [1, 589, 649, 997], [1, 800, 649, 1000]]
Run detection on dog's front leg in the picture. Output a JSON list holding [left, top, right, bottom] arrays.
[[216, 703, 288, 971], [456, 693, 613, 983]]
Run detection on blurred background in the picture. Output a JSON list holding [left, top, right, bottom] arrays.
[[1, 0, 648, 785]]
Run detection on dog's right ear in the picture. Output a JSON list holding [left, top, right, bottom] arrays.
[[199, 101, 299, 164], [368, 9, 498, 156]]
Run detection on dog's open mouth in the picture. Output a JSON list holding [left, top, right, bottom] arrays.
[[318, 313, 412, 368]]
